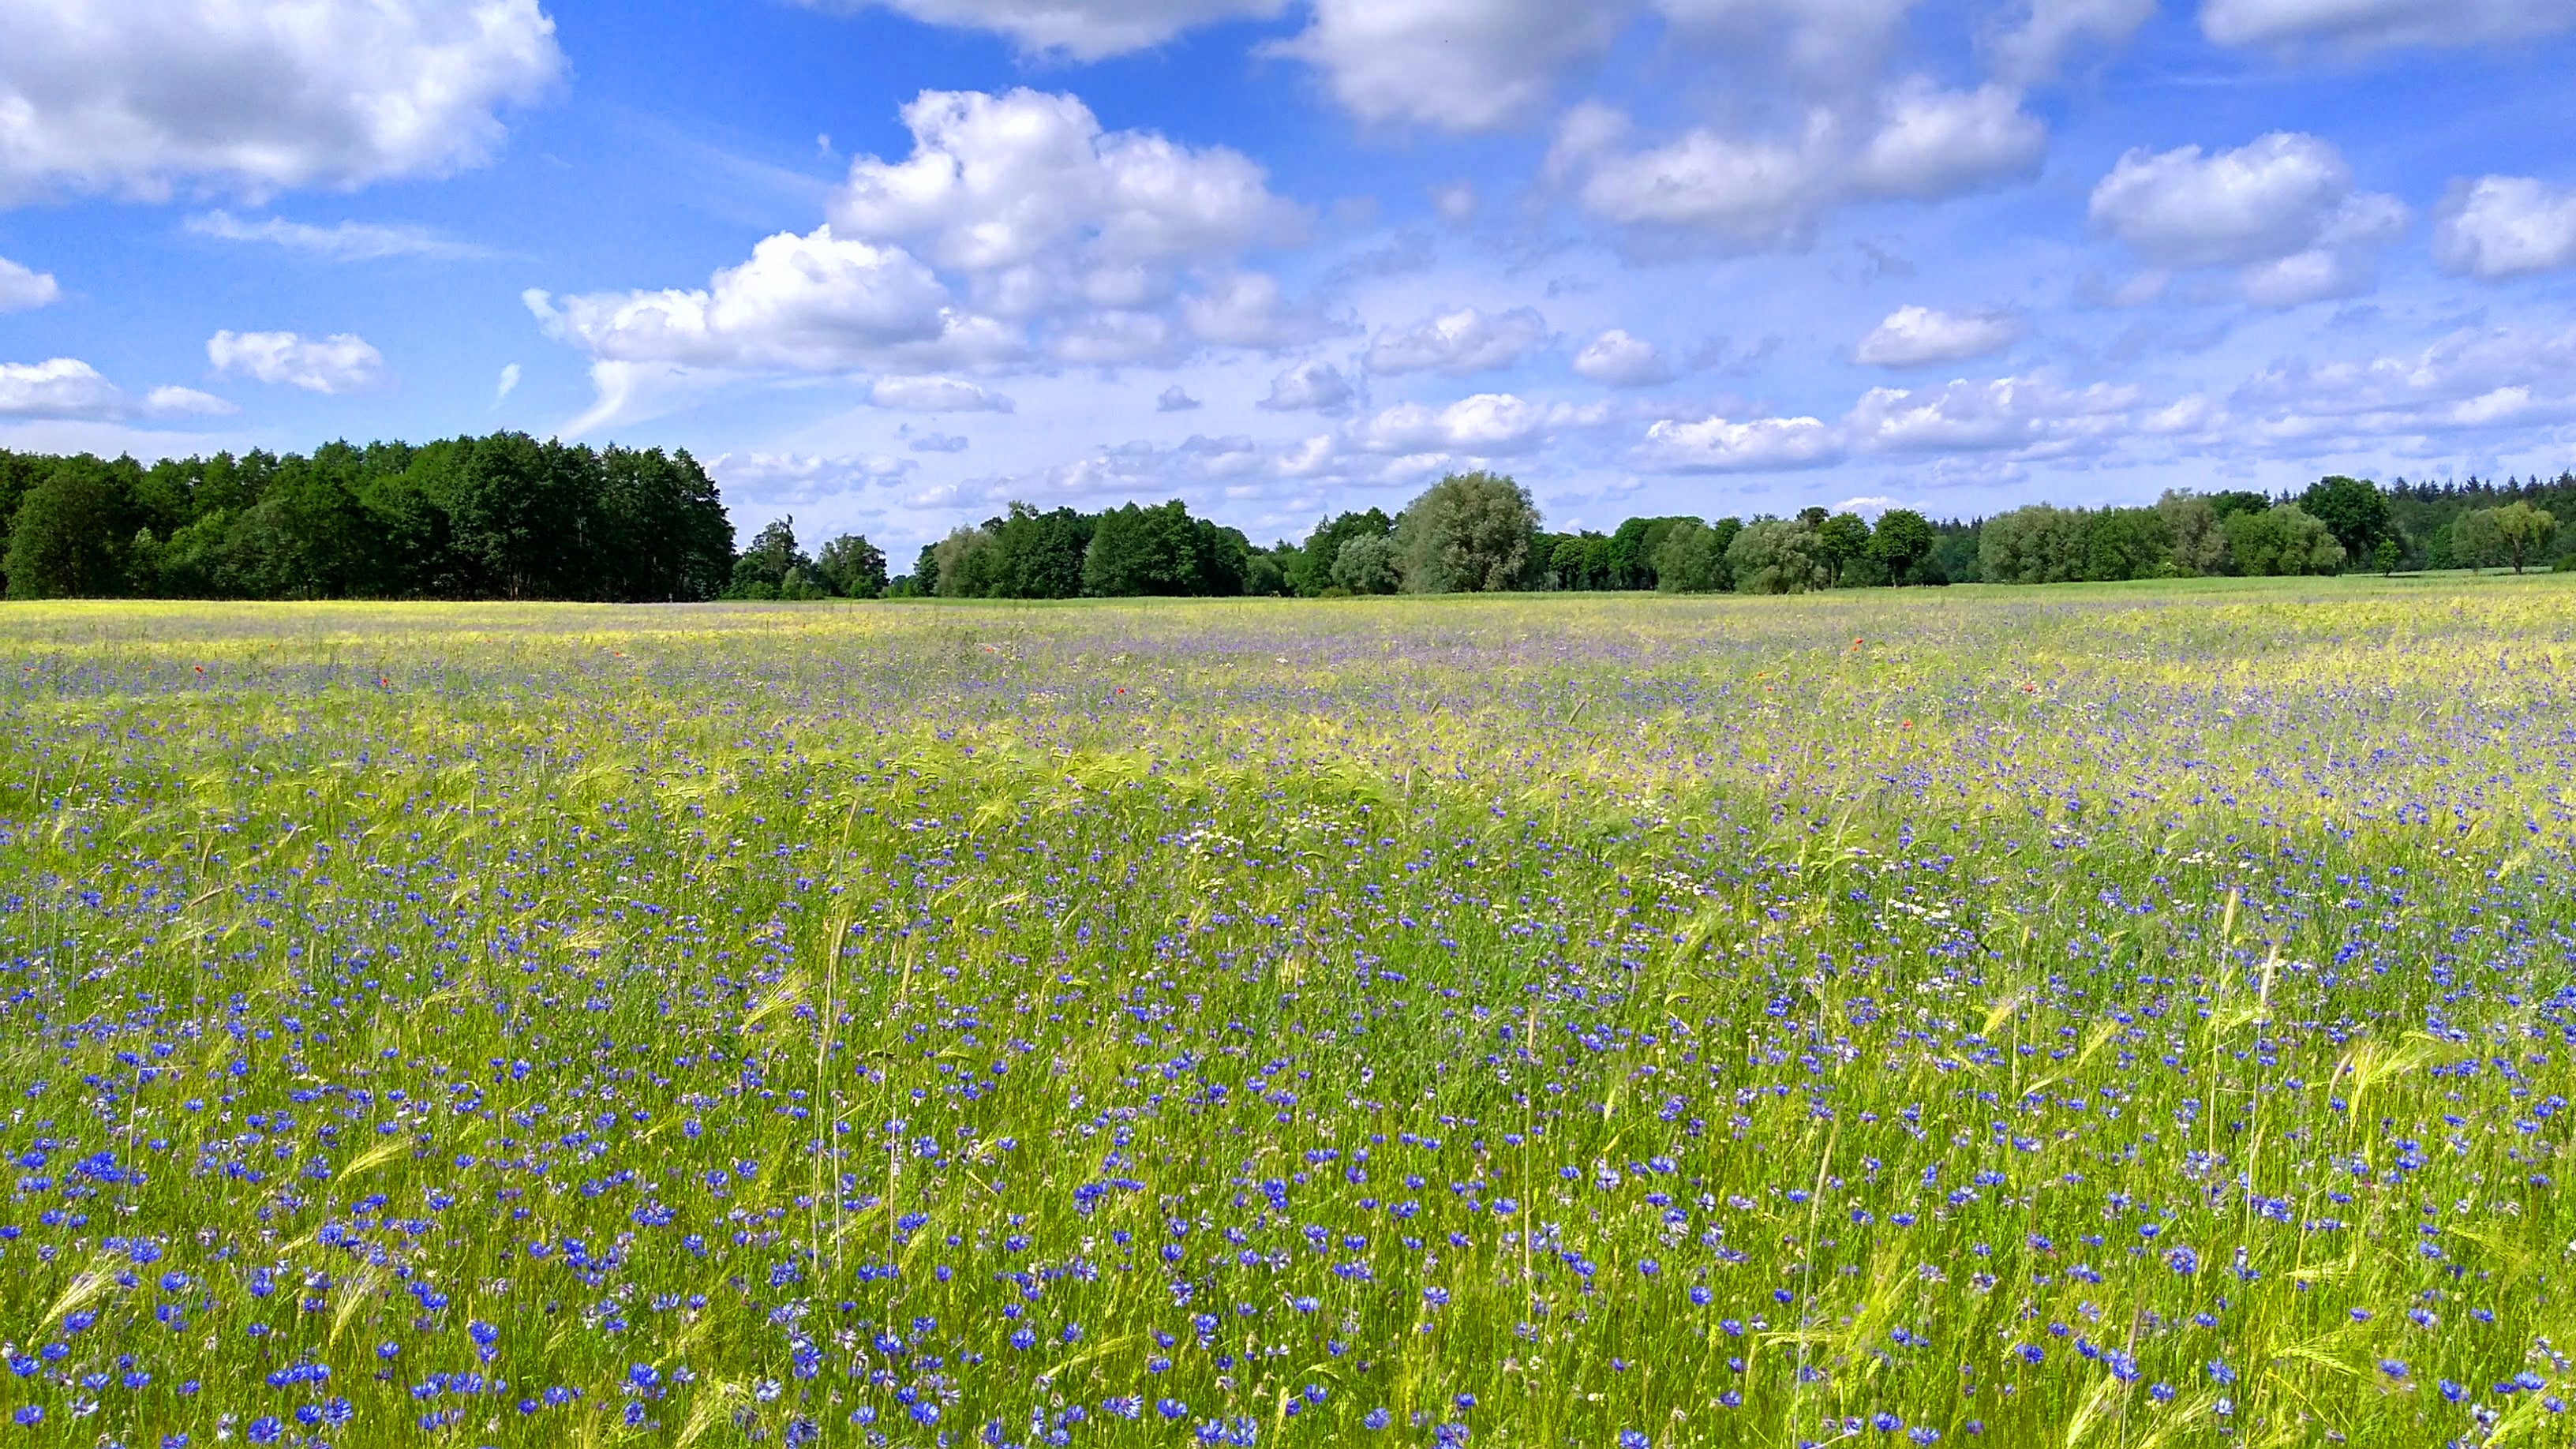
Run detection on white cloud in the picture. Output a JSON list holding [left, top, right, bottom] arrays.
[[799, 0, 1286, 58], [1273, 0, 1627, 131], [1431, 182, 1479, 223], [1851, 81, 2046, 200], [1554, 80, 2042, 248], [1180, 271, 1335, 350], [1552, 104, 1825, 246], [1157, 385, 1202, 411], [911, 432, 971, 451], [1571, 329, 1673, 387], [2225, 324, 2576, 443], [2089, 133, 2406, 305], [1259, 359, 1353, 413], [0, 359, 126, 419], [870, 375, 1014, 412], [830, 89, 1301, 282], [206, 330, 386, 394], [1638, 413, 1841, 471], [0, 0, 562, 202], [1365, 305, 1548, 376], [1348, 393, 1600, 456], [1855, 305, 2025, 367], [494, 363, 521, 404], [0, 255, 58, 312], [1652, 0, 1918, 85], [185, 210, 492, 262], [143, 385, 237, 417], [714, 450, 912, 489], [2200, 0, 2575, 51], [2432, 175, 2576, 280], [526, 227, 995, 373], [1845, 374, 2136, 454], [1990, 0, 2156, 80]]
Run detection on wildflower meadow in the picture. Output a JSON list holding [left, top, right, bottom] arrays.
[[2, 576, 2573, 1449]]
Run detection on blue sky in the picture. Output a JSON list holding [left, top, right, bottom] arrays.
[[5, 0, 2576, 552]]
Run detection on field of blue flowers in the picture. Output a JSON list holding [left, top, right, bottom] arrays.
[[2, 578, 2572, 1448]]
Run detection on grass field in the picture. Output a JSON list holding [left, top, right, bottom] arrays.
[[2, 576, 2574, 1448]]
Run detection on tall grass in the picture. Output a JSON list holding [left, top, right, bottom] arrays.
[[0, 579, 2570, 1447]]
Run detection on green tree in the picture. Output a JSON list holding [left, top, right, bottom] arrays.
[[1083, 500, 1204, 597], [2156, 492, 2228, 576], [2454, 501, 2557, 573], [728, 517, 812, 600], [1864, 509, 1935, 586], [814, 534, 888, 598], [1726, 518, 1829, 594], [2080, 506, 2174, 582], [985, 504, 1093, 599], [1650, 520, 1732, 593], [2222, 504, 2344, 576], [931, 524, 998, 597], [1289, 509, 1393, 596], [1979, 504, 2088, 584], [1815, 512, 1871, 586], [2297, 475, 2391, 562], [1330, 534, 1402, 594], [4, 455, 140, 599], [1393, 471, 1540, 593]]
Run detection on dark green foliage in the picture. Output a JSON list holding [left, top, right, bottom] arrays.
[[727, 518, 812, 601], [1287, 509, 1394, 596], [1076, 500, 1250, 597], [1866, 509, 1937, 585], [1393, 470, 1541, 593], [1, 433, 734, 602], [2298, 475, 2391, 562], [2080, 506, 2174, 582], [5, 455, 140, 599], [814, 533, 889, 599]]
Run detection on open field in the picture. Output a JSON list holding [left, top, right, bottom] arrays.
[[3, 576, 2574, 1447]]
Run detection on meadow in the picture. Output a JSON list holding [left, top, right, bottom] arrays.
[[2, 575, 2573, 1449]]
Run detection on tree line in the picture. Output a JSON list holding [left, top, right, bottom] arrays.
[[2, 434, 2569, 602]]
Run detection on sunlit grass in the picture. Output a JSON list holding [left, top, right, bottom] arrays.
[[1, 578, 2572, 1447]]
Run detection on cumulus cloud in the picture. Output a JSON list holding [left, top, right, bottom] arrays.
[[1550, 103, 1826, 246], [797, 0, 1286, 59], [2432, 175, 2576, 280], [206, 330, 386, 394], [2200, 0, 2576, 51], [1571, 330, 1673, 387], [1259, 359, 1353, 413], [1156, 385, 1202, 412], [1365, 306, 1549, 376], [1347, 393, 1603, 456], [910, 432, 971, 452], [1638, 413, 1841, 471], [1180, 271, 1338, 350], [494, 363, 521, 405], [1855, 305, 2026, 367], [830, 88, 1301, 286], [185, 210, 492, 262], [1990, 0, 2156, 81], [0, 255, 59, 313], [0, 359, 129, 419], [870, 375, 1014, 412], [709, 450, 915, 509], [526, 227, 1000, 374], [2089, 133, 2406, 306], [0, 0, 562, 202], [1844, 374, 2136, 454], [2223, 324, 2576, 444], [1553, 80, 2047, 248], [143, 385, 238, 417], [1272, 0, 1627, 131], [1851, 81, 2046, 200]]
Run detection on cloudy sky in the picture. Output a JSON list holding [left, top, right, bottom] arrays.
[[3, 0, 2574, 550]]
